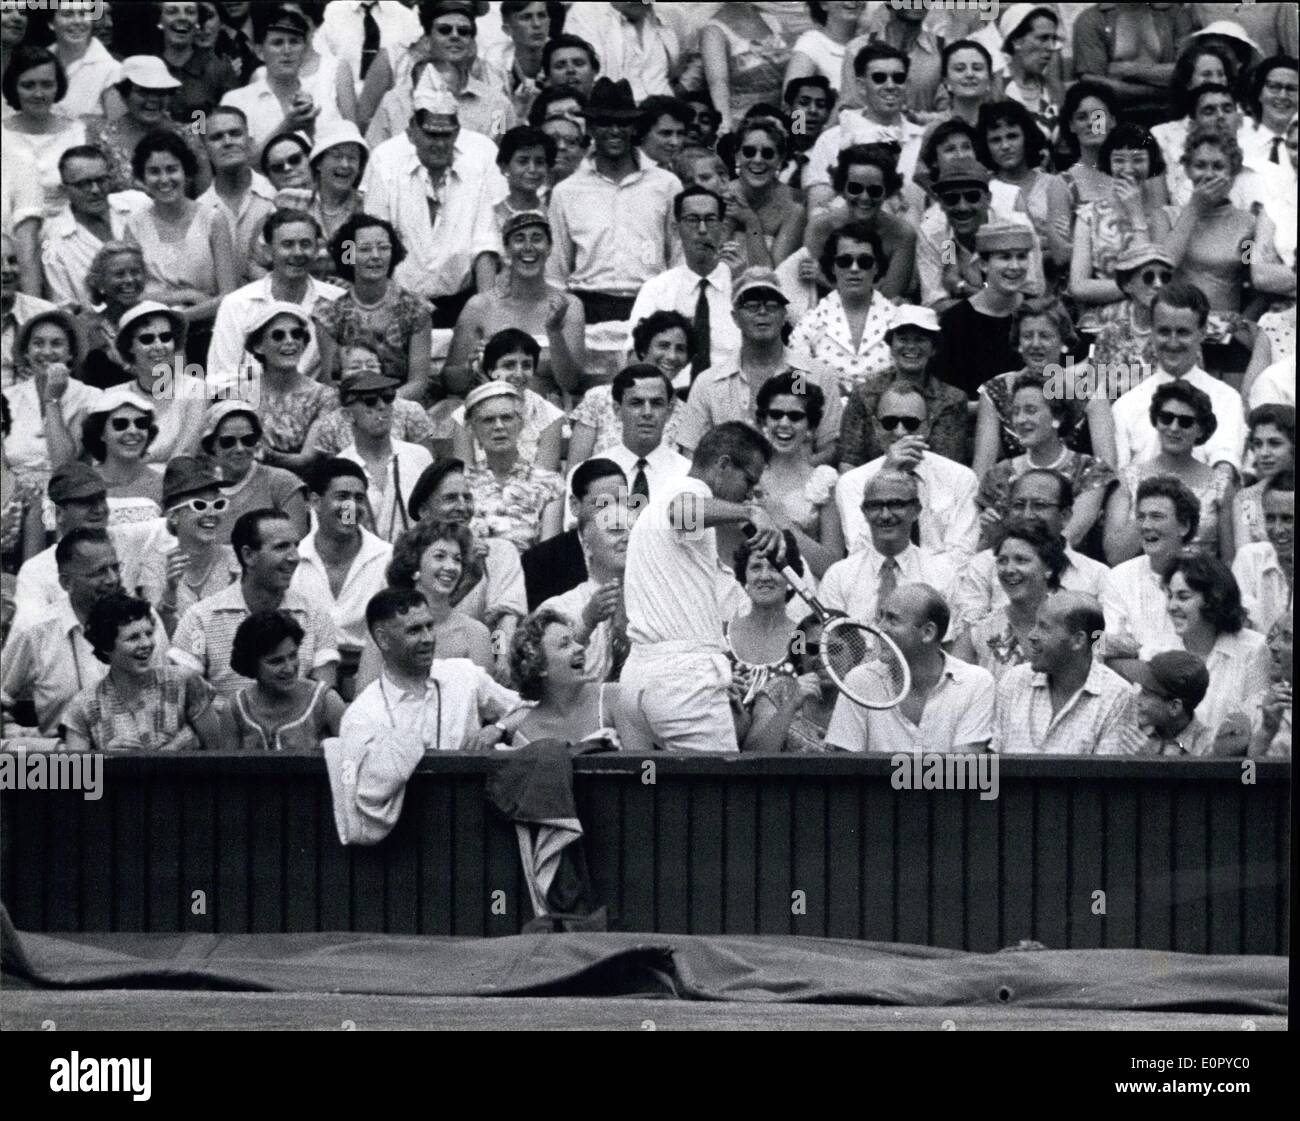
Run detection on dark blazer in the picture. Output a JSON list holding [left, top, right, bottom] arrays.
[[521, 529, 587, 610]]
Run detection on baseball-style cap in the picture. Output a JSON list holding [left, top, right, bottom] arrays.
[[412, 85, 460, 119], [732, 266, 789, 306], [502, 210, 550, 241], [886, 304, 941, 336], [1113, 243, 1175, 274], [120, 56, 182, 91], [425, 0, 477, 21], [263, 4, 311, 38], [163, 455, 228, 508], [48, 462, 108, 505], [1132, 651, 1211, 711], [975, 220, 1035, 254], [932, 157, 992, 192]]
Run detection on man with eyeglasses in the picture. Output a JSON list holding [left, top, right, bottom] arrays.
[[44, 147, 134, 306], [675, 267, 841, 466], [197, 105, 277, 284], [626, 186, 742, 379], [547, 77, 682, 325], [953, 469, 1114, 631], [820, 470, 958, 637], [291, 458, 393, 700], [335, 364, 432, 544], [835, 384, 979, 564], [2, 527, 169, 739], [804, 43, 926, 219], [362, 84, 505, 325]]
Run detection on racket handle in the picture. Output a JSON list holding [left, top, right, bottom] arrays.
[[780, 564, 811, 597]]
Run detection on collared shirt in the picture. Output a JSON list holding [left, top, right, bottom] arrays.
[[337, 440, 433, 545], [290, 527, 393, 652], [917, 207, 1046, 309], [563, 440, 691, 532], [563, 3, 680, 99], [1, 596, 168, 737], [169, 581, 340, 698], [221, 77, 343, 156], [61, 664, 214, 752], [1232, 542, 1291, 635], [836, 452, 980, 561], [954, 546, 1114, 631], [1139, 628, 1269, 735], [676, 359, 843, 457], [362, 132, 506, 300], [57, 37, 122, 119], [320, 1, 423, 93], [1101, 554, 1183, 656], [992, 660, 1137, 755], [625, 475, 727, 650], [547, 153, 682, 296], [1112, 366, 1246, 472], [206, 273, 345, 390], [198, 174, 277, 284], [826, 652, 995, 753], [818, 543, 959, 631], [1, 292, 57, 388], [1249, 355, 1296, 410], [41, 198, 134, 305], [166, 46, 238, 122], [626, 262, 741, 372], [787, 289, 894, 396], [803, 109, 927, 192]]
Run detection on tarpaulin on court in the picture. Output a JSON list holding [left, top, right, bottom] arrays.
[[2, 907, 1286, 1013]]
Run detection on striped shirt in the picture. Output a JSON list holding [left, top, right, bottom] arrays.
[[992, 660, 1136, 755], [169, 582, 340, 698]]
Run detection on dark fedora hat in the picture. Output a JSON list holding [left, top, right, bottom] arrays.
[[583, 77, 640, 123]]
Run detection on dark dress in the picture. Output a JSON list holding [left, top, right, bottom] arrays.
[[934, 300, 1020, 400]]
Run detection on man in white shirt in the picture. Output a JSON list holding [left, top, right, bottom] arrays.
[[805, 42, 927, 214], [626, 186, 741, 377], [1101, 475, 1202, 677], [954, 470, 1113, 628], [1249, 354, 1295, 410], [290, 458, 393, 699], [1165, 84, 1273, 208], [826, 583, 994, 753], [563, 2, 680, 101], [361, 86, 506, 326], [206, 209, 344, 391], [821, 469, 958, 626], [547, 77, 682, 324], [44, 147, 134, 306], [621, 420, 784, 753], [1112, 283, 1246, 477], [326, 588, 522, 844], [1232, 470, 1293, 635], [320, 0, 422, 93], [197, 105, 277, 284], [836, 383, 979, 561]]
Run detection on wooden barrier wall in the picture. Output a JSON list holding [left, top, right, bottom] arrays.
[[0, 754, 1290, 954]]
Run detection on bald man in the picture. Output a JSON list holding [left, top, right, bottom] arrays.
[[991, 591, 1136, 755], [825, 582, 994, 753]]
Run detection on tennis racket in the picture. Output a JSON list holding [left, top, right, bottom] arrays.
[[779, 562, 912, 711]]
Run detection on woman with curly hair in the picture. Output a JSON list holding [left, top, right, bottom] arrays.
[[953, 516, 1066, 681], [1155, 551, 1267, 735], [1235, 404, 1295, 546], [1105, 381, 1236, 564], [507, 607, 654, 751], [74, 389, 164, 524]]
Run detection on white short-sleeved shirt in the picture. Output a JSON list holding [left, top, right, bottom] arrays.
[[825, 652, 995, 753], [1100, 555, 1182, 655]]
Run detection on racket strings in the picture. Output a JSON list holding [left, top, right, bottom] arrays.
[[821, 622, 909, 707]]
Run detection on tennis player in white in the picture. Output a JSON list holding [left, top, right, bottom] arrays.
[[621, 421, 784, 752]]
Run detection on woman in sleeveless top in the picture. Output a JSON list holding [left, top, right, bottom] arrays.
[[230, 611, 346, 752], [508, 609, 655, 752], [701, 4, 790, 135]]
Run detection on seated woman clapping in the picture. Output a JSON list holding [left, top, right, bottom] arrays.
[[62, 592, 223, 753], [229, 610, 346, 752], [507, 608, 655, 752]]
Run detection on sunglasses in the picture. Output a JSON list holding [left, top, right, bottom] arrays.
[[171, 496, 228, 515], [877, 415, 923, 432], [349, 389, 397, 407], [268, 152, 305, 173], [764, 408, 806, 423], [740, 144, 777, 161], [110, 416, 152, 432], [845, 181, 886, 199], [217, 433, 259, 449], [868, 71, 908, 86], [432, 22, 473, 37], [1155, 410, 1198, 430], [863, 498, 915, 514], [268, 327, 309, 342], [135, 331, 174, 345], [1140, 268, 1173, 285], [938, 188, 986, 207], [834, 253, 875, 271]]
